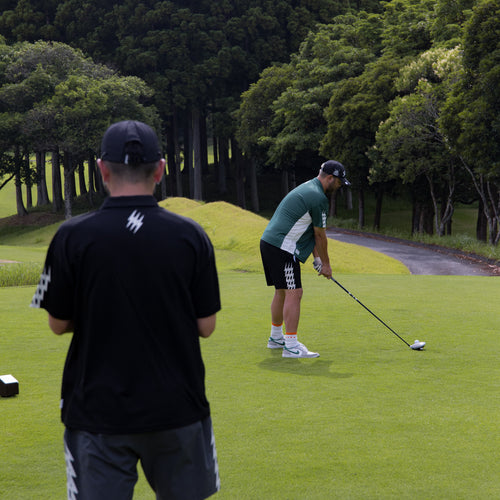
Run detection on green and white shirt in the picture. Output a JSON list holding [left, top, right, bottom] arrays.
[[262, 178, 328, 263]]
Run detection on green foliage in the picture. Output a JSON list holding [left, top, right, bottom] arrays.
[[381, 0, 436, 57], [0, 40, 159, 156], [448, 0, 500, 176], [321, 55, 400, 187], [235, 63, 293, 161], [266, 19, 377, 169], [431, 0, 475, 47], [369, 46, 471, 235]]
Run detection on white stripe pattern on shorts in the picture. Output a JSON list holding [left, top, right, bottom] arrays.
[[284, 262, 296, 289]]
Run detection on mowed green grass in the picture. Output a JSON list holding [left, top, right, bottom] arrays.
[[1, 199, 499, 499]]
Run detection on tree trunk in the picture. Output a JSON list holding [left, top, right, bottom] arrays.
[[476, 197, 487, 242], [358, 188, 365, 228], [218, 138, 228, 195], [78, 161, 87, 195], [63, 152, 75, 219], [486, 181, 499, 245], [87, 153, 96, 207], [289, 169, 296, 190], [373, 187, 383, 231], [184, 111, 193, 198], [458, 155, 499, 245], [36, 151, 50, 206], [171, 110, 183, 197], [329, 190, 337, 217], [70, 162, 77, 200], [14, 146, 27, 216], [200, 111, 208, 176], [232, 138, 245, 209], [23, 151, 32, 209], [281, 170, 289, 197], [192, 107, 203, 200], [345, 188, 353, 210], [165, 125, 175, 197], [249, 157, 259, 213], [52, 149, 63, 212], [212, 132, 219, 168]]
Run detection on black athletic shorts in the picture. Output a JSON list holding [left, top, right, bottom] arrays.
[[260, 239, 302, 289], [63, 417, 220, 500]]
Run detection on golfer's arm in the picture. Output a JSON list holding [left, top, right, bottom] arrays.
[[313, 227, 330, 265], [48, 314, 74, 335], [198, 314, 217, 338]]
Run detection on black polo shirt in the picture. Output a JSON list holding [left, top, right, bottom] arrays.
[[31, 196, 221, 434]]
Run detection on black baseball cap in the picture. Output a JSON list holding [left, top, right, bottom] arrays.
[[320, 160, 351, 186], [100, 120, 162, 165]]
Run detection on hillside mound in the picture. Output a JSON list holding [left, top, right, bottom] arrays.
[[160, 198, 409, 275]]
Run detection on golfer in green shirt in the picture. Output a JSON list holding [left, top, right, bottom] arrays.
[[260, 160, 350, 358]]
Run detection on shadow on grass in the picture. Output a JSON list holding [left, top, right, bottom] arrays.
[[258, 354, 353, 379]]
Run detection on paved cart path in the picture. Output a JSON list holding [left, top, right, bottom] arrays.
[[327, 228, 499, 276]]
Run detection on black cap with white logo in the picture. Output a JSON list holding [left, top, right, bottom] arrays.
[[321, 160, 351, 186], [101, 120, 162, 166]]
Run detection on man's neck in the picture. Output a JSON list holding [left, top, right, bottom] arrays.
[[106, 184, 155, 197], [316, 175, 328, 193]]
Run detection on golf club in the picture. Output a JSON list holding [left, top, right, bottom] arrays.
[[330, 277, 425, 350]]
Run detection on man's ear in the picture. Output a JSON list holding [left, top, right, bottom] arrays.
[[153, 159, 166, 184], [97, 159, 111, 183]]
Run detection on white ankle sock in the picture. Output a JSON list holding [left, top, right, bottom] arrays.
[[284, 334, 298, 348], [271, 323, 283, 339]]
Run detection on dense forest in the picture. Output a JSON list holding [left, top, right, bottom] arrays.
[[0, 0, 498, 244]]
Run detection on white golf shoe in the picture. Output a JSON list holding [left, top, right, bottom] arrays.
[[267, 336, 285, 349], [282, 342, 319, 358]]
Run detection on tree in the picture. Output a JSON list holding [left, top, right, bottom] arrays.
[[0, 40, 159, 217], [319, 12, 387, 226], [440, 0, 500, 244], [267, 18, 376, 176], [371, 47, 465, 236], [235, 63, 294, 199]]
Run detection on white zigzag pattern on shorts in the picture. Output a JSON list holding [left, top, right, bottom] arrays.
[[64, 441, 78, 500], [284, 262, 296, 289]]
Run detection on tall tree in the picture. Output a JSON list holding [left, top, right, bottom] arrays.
[[267, 18, 376, 176], [440, 0, 500, 244]]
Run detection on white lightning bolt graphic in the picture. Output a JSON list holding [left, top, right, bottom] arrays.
[[126, 210, 144, 234]]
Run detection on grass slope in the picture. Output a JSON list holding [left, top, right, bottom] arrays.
[[159, 198, 409, 275]]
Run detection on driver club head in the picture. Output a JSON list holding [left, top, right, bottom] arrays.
[[410, 340, 426, 350]]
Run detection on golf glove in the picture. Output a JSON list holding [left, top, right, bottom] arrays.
[[313, 257, 322, 273]]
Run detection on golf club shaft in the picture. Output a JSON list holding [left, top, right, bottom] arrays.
[[330, 277, 411, 347]]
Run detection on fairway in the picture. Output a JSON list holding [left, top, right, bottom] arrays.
[[1, 273, 499, 499]]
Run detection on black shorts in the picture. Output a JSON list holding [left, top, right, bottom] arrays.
[[260, 239, 302, 289], [63, 417, 220, 500]]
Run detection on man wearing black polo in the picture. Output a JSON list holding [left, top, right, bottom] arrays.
[[31, 120, 221, 500]]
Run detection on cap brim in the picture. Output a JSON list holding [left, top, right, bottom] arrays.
[[343, 179, 351, 186]]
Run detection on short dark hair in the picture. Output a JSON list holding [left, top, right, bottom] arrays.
[[103, 160, 160, 183]]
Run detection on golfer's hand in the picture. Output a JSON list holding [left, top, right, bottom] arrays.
[[319, 263, 332, 279], [313, 257, 322, 273]]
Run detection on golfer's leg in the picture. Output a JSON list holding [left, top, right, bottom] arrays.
[[271, 289, 286, 325], [64, 429, 138, 500], [283, 288, 303, 333]]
